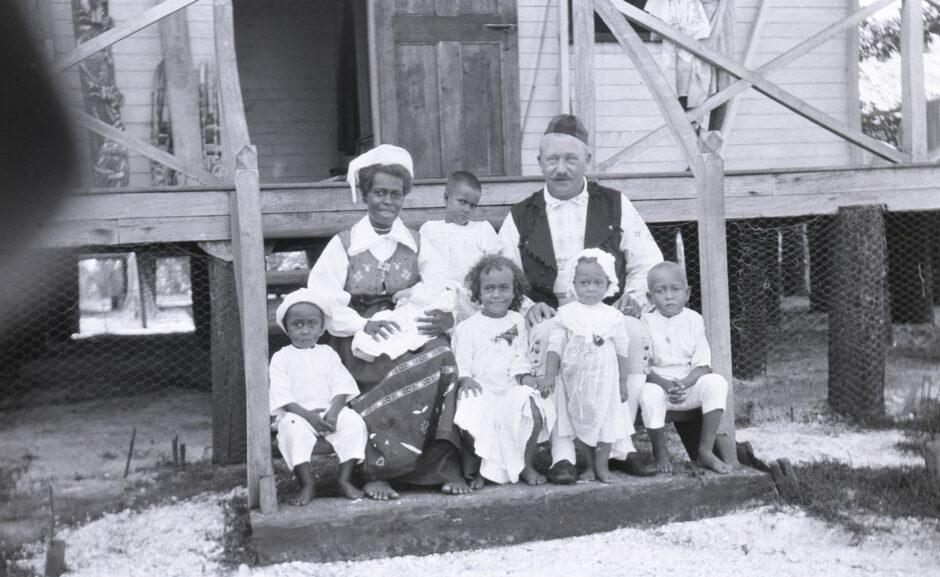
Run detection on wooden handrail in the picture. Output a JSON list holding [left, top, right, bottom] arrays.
[[598, 0, 905, 169]]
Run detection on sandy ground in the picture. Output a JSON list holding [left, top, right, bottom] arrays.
[[13, 420, 940, 577]]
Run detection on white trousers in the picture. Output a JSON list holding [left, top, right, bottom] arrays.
[[275, 406, 367, 470], [638, 372, 728, 430], [530, 315, 650, 465]]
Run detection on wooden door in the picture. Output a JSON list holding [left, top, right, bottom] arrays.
[[374, 0, 521, 178]]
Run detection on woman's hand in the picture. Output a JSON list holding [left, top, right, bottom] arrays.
[[416, 309, 454, 337], [364, 319, 401, 340], [525, 302, 556, 328]]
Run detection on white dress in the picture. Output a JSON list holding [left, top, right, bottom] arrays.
[[548, 301, 630, 447], [452, 311, 554, 483], [418, 220, 505, 322]]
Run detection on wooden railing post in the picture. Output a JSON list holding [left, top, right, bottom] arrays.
[[572, 0, 595, 163], [695, 131, 738, 466], [901, 0, 928, 162], [214, 0, 276, 513]]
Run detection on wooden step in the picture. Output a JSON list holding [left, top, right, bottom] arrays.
[[250, 466, 773, 564]]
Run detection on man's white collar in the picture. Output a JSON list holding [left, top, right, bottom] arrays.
[[542, 178, 589, 211], [347, 215, 417, 256]]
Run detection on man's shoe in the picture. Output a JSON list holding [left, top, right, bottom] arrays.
[[547, 460, 578, 485], [614, 452, 657, 477]]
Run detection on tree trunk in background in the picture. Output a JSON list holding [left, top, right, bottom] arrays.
[[210, 256, 247, 464], [828, 205, 887, 420], [886, 212, 934, 324], [727, 222, 776, 379]]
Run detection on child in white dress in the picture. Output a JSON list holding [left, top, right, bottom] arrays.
[[544, 249, 631, 483], [639, 261, 731, 474], [453, 255, 554, 487], [270, 288, 368, 504], [419, 171, 505, 323]]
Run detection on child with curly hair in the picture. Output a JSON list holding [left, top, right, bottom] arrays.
[[452, 255, 555, 488], [543, 248, 632, 483]]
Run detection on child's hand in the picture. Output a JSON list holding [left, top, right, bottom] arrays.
[[619, 380, 629, 403], [392, 288, 412, 305], [459, 377, 483, 399], [667, 381, 689, 404], [310, 410, 334, 434], [538, 375, 557, 399], [321, 410, 338, 432]]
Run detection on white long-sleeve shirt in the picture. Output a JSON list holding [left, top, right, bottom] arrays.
[[498, 179, 663, 308]]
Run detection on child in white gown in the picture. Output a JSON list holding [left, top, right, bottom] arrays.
[[544, 248, 631, 483]]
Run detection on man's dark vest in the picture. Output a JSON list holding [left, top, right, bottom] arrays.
[[510, 181, 627, 308]]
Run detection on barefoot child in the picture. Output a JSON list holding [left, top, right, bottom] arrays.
[[419, 171, 504, 322], [544, 249, 631, 483], [453, 255, 554, 488], [270, 288, 368, 503], [639, 261, 731, 474]]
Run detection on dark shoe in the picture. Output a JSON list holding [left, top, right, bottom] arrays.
[[613, 452, 657, 477], [547, 460, 578, 485]]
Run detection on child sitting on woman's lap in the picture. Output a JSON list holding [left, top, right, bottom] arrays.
[[639, 261, 731, 474], [543, 249, 631, 483], [269, 287, 368, 504], [453, 255, 554, 488]]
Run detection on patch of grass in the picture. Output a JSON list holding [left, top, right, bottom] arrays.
[[795, 460, 940, 536], [220, 494, 259, 567], [0, 546, 38, 577]]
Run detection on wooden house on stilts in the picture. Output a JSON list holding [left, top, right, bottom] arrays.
[[7, 0, 940, 555]]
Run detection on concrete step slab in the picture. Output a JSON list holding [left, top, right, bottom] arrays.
[[251, 466, 773, 564]]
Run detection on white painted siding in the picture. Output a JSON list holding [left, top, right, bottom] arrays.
[[517, 0, 855, 175]]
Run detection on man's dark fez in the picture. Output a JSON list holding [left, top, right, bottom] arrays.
[[543, 114, 589, 144]]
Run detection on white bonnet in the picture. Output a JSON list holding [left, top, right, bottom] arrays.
[[345, 144, 414, 203], [569, 248, 619, 298], [275, 287, 334, 333]]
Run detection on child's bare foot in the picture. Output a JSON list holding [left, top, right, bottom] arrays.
[[654, 454, 674, 474], [363, 480, 399, 500], [696, 450, 732, 474], [579, 468, 596, 482], [441, 479, 472, 495], [338, 480, 364, 500], [291, 483, 315, 506], [594, 460, 613, 483], [469, 473, 485, 490], [520, 466, 547, 486]]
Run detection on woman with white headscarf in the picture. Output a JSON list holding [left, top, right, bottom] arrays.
[[309, 145, 470, 500]]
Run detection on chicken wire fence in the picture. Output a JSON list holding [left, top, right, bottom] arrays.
[[1, 211, 938, 470], [650, 208, 940, 423]]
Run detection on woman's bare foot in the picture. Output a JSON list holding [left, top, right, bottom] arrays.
[[291, 483, 315, 506], [441, 480, 472, 495], [520, 466, 547, 486], [696, 450, 732, 474], [469, 473, 485, 491], [363, 480, 399, 500], [338, 480, 364, 500]]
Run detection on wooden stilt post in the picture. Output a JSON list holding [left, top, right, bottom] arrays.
[[829, 205, 888, 420], [695, 131, 738, 466], [215, 0, 276, 513], [572, 0, 595, 165]]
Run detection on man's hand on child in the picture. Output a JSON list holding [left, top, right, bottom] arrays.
[[613, 293, 643, 318], [525, 302, 556, 328], [459, 377, 483, 399], [364, 319, 401, 340], [539, 374, 557, 399]]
